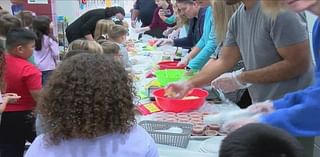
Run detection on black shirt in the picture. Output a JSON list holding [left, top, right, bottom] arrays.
[[66, 9, 107, 43], [134, 0, 157, 27]]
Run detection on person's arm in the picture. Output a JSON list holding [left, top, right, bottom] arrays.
[[22, 66, 42, 103], [173, 19, 194, 49], [260, 87, 320, 136], [237, 12, 310, 85], [80, 16, 100, 40], [188, 19, 217, 70], [187, 45, 241, 88]]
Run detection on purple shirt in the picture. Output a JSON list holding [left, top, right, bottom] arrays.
[[34, 35, 59, 71]]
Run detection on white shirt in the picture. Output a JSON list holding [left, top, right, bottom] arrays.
[[25, 125, 159, 157]]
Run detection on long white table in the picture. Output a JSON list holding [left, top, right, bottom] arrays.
[[130, 41, 239, 157]]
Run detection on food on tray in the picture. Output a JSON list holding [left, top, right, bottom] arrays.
[[154, 112, 224, 136], [204, 130, 218, 136]]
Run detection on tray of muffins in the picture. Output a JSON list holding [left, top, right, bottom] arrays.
[[153, 111, 226, 139]]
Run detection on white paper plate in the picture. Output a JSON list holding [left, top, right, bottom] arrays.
[[198, 136, 225, 154]]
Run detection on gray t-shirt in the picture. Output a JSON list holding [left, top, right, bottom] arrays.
[[224, 2, 314, 102]]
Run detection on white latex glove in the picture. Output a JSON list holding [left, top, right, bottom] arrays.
[[177, 56, 189, 66], [168, 30, 179, 40], [211, 69, 251, 93], [134, 28, 145, 34], [154, 38, 174, 47], [131, 20, 137, 28], [3, 93, 21, 104], [163, 27, 175, 37], [221, 117, 259, 133], [247, 100, 274, 114]]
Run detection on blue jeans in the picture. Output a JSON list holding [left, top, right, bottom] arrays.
[[41, 70, 54, 85]]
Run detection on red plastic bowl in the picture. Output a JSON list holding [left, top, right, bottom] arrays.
[[153, 88, 209, 113], [158, 61, 186, 70]]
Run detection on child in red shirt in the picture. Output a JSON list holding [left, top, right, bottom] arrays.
[[0, 28, 41, 157]]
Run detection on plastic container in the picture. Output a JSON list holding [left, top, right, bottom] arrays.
[[139, 120, 193, 148], [158, 61, 186, 70], [153, 88, 209, 112], [155, 69, 185, 87]]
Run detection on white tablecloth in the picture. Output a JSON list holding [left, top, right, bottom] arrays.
[[130, 42, 238, 157]]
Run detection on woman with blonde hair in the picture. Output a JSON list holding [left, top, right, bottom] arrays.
[[94, 19, 115, 40]]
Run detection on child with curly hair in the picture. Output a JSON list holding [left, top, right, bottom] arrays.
[[25, 53, 158, 157]]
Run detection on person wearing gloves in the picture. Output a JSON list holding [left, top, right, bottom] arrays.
[[219, 0, 320, 156], [134, 0, 175, 38], [65, 6, 125, 43], [157, 0, 217, 71], [165, 0, 313, 104], [156, 0, 207, 49]]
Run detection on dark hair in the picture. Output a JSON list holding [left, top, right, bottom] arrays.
[[32, 16, 53, 51], [0, 14, 22, 36], [6, 28, 37, 50], [219, 124, 303, 157], [105, 6, 125, 18], [38, 53, 136, 145]]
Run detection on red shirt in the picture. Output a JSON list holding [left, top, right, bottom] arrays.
[[4, 54, 42, 112]]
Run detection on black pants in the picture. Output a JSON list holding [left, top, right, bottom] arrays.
[[0, 111, 36, 157]]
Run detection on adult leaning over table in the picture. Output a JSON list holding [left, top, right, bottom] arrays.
[[165, 0, 313, 108], [66, 6, 125, 43], [219, 0, 320, 157]]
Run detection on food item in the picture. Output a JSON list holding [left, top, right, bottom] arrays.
[[164, 87, 177, 98], [182, 96, 200, 100], [204, 130, 218, 136], [207, 124, 220, 131], [192, 126, 205, 135]]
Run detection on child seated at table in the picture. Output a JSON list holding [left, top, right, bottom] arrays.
[[100, 41, 122, 63], [64, 39, 103, 58], [219, 123, 303, 157], [94, 19, 115, 41], [25, 53, 158, 157], [108, 25, 131, 68]]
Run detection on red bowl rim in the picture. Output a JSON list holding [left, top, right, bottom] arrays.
[[153, 88, 209, 99]]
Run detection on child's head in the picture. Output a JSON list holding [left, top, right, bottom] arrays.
[[38, 53, 135, 145], [16, 10, 35, 28], [6, 28, 36, 59], [32, 15, 51, 51], [100, 41, 121, 62], [0, 14, 22, 37], [108, 25, 128, 44], [219, 123, 303, 157], [94, 19, 115, 41], [66, 39, 103, 58]]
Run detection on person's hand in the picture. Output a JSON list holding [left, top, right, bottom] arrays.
[[154, 38, 174, 47], [134, 28, 145, 34], [221, 117, 258, 133], [177, 56, 189, 66], [247, 101, 274, 114], [211, 69, 251, 93], [131, 19, 137, 28], [168, 30, 179, 39], [158, 9, 166, 17], [165, 82, 193, 99], [3, 93, 21, 104], [163, 27, 174, 37]]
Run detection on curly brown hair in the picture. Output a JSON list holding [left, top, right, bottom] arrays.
[[38, 53, 136, 145]]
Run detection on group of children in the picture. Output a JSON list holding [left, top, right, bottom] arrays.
[[0, 0, 319, 156]]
